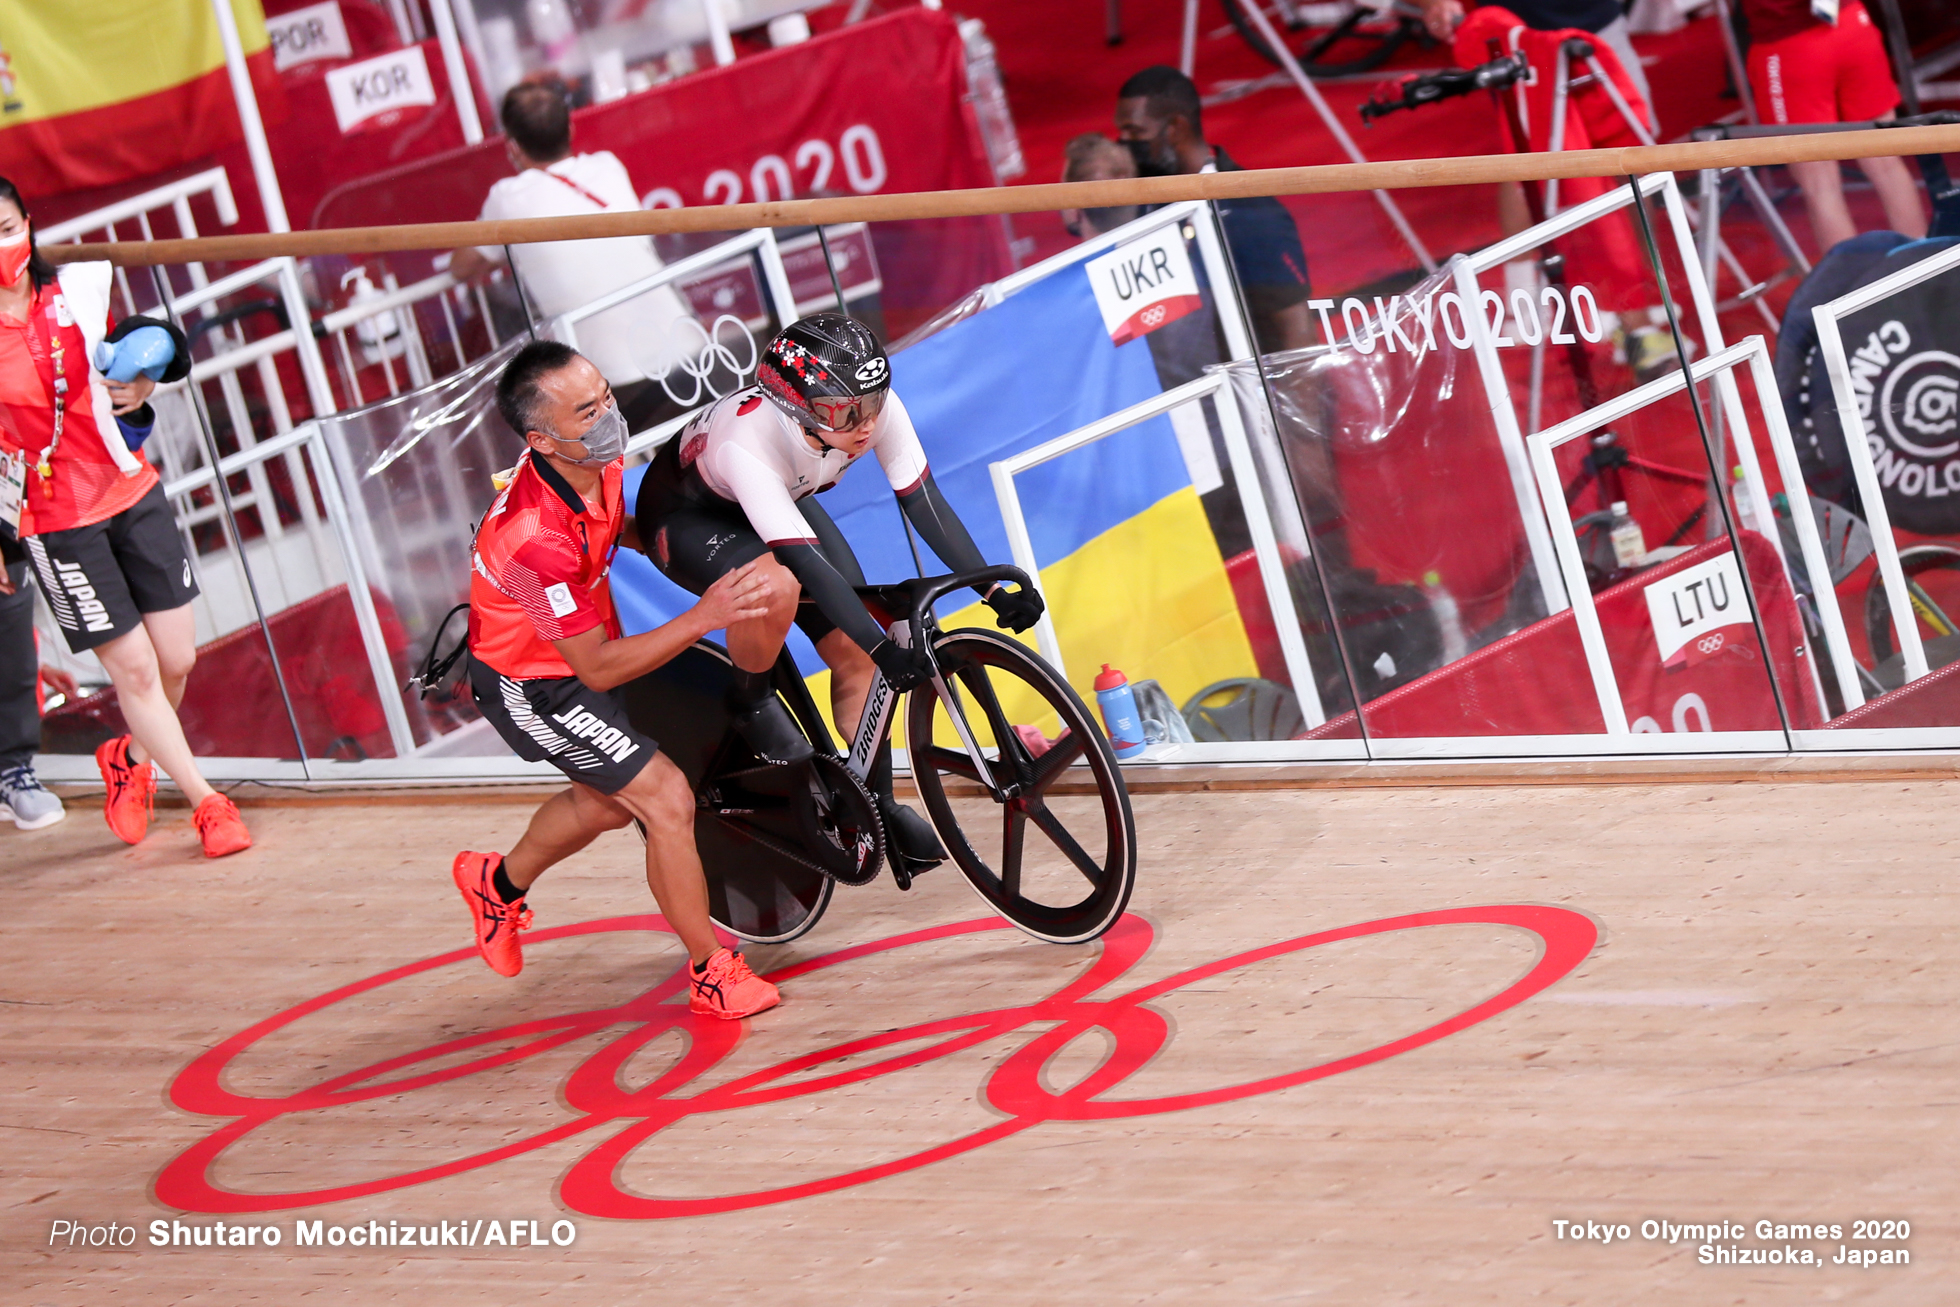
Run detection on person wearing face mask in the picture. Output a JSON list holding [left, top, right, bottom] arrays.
[[633, 312, 1045, 877], [455, 340, 782, 1018], [0, 177, 250, 858], [447, 80, 699, 431], [1114, 66, 1317, 355]]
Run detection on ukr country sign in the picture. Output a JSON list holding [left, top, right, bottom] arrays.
[[1085, 225, 1202, 347], [326, 46, 435, 135]]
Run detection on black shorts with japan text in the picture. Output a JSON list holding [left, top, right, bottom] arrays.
[[468, 656, 658, 795]]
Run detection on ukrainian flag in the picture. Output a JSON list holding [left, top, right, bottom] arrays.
[[616, 259, 1256, 747]]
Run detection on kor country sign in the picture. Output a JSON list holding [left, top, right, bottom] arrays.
[[325, 46, 436, 136], [154, 906, 1594, 1219]]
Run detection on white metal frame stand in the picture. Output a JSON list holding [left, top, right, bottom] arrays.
[[1525, 335, 1852, 737], [1811, 239, 1960, 694]]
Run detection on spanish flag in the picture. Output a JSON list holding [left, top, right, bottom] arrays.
[[0, 1, 282, 195]]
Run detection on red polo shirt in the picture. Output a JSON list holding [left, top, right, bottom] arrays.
[[467, 450, 625, 681]]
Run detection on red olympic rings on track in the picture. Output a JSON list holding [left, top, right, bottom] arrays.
[[156, 905, 1596, 1219]]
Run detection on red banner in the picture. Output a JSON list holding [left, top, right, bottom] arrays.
[[306, 9, 1006, 338], [1305, 532, 1826, 739]]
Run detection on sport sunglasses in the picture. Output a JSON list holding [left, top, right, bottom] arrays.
[[808, 388, 887, 432]]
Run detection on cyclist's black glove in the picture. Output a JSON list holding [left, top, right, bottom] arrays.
[[872, 638, 936, 692], [985, 584, 1045, 634]]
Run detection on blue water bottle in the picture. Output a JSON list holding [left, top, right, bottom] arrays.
[[1094, 664, 1146, 760]]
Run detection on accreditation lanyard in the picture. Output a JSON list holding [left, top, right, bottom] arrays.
[[30, 293, 75, 496], [544, 169, 611, 210]]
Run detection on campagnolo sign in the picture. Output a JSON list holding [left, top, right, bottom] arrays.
[[1845, 319, 1960, 510]]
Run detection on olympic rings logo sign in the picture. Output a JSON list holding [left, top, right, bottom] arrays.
[[645, 313, 759, 407], [1695, 633, 1727, 656], [155, 906, 1595, 1219]]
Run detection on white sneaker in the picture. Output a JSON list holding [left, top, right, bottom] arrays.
[[0, 762, 65, 830]]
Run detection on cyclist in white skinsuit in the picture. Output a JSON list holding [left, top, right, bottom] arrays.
[[678, 386, 929, 551], [636, 313, 1044, 874]]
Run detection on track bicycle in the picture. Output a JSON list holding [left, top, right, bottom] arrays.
[[618, 566, 1137, 947], [1219, 0, 1436, 79]]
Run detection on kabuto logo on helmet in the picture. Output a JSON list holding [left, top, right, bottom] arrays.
[[855, 357, 888, 387]]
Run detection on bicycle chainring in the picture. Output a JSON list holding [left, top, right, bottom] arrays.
[[796, 754, 886, 886]]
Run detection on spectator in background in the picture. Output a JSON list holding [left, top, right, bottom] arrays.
[[1060, 133, 1143, 239], [1741, 0, 1926, 251], [1114, 66, 1317, 354], [0, 177, 250, 856], [0, 529, 74, 830], [450, 82, 699, 431]]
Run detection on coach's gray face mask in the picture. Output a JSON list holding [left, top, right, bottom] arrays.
[[551, 400, 627, 466]]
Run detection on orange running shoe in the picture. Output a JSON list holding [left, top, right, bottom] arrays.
[[193, 794, 253, 858], [688, 947, 780, 1019], [452, 851, 531, 977], [94, 734, 154, 845]]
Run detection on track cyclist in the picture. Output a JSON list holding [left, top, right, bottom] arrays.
[[452, 340, 782, 1019], [634, 311, 1045, 877]]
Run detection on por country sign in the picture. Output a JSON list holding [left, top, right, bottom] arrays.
[[326, 46, 436, 135], [269, 1, 353, 73], [1644, 550, 1750, 668], [1085, 226, 1202, 347]]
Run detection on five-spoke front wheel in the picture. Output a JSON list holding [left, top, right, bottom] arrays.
[[906, 628, 1136, 944]]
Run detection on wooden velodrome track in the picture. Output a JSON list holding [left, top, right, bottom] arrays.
[[6, 775, 1950, 1304]]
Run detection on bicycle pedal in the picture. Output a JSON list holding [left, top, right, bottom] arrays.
[[888, 850, 942, 891]]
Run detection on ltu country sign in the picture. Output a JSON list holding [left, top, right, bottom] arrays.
[[1085, 226, 1202, 347], [1644, 550, 1749, 669]]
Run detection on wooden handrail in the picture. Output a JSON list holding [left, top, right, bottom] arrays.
[[44, 123, 1960, 268]]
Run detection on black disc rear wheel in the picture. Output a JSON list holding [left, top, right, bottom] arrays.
[[906, 629, 1136, 945], [619, 643, 833, 945]]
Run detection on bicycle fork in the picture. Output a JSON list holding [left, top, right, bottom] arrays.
[[845, 618, 997, 792]]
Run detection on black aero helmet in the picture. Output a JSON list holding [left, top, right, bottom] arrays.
[[756, 312, 891, 432]]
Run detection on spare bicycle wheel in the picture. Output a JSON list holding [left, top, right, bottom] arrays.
[[1863, 543, 1960, 687], [906, 628, 1136, 945]]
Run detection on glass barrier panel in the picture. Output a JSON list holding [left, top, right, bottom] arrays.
[[1227, 263, 1551, 746], [859, 213, 1024, 349], [316, 339, 526, 763], [1790, 239, 1960, 743]]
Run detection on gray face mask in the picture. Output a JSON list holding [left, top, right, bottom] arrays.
[[548, 400, 627, 466]]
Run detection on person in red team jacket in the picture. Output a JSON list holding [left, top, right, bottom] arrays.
[[0, 177, 250, 858], [453, 339, 783, 1020]]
